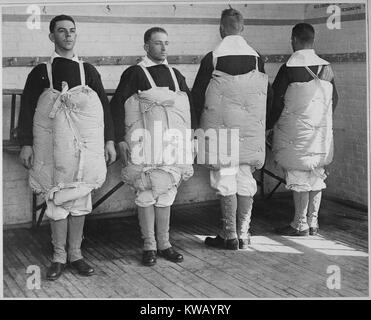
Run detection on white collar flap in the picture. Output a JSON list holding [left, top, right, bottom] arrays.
[[138, 55, 168, 67], [51, 51, 79, 63], [286, 49, 329, 67], [213, 35, 259, 58]]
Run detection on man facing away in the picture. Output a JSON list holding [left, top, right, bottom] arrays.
[[18, 15, 117, 280], [268, 23, 338, 236], [110, 27, 195, 266], [192, 8, 272, 250]]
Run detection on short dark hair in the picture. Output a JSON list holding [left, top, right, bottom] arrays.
[[49, 15, 75, 33], [220, 8, 244, 34], [144, 27, 168, 43], [292, 23, 315, 44]]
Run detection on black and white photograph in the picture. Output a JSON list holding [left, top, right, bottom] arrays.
[[1, 0, 370, 303]]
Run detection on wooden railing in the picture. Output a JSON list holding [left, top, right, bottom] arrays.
[[3, 89, 23, 153]]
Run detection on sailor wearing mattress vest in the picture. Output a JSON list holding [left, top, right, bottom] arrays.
[[110, 27, 195, 266], [192, 9, 272, 250], [267, 23, 338, 236], [18, 15, 117, 280]]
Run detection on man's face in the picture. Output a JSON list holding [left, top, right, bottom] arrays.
[[144, 32, 169, 63], [49, 20, 77, 52]]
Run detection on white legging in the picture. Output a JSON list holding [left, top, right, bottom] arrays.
[[210, 165, 257, 196]]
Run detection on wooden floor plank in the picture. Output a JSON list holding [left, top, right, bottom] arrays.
[[172, 217, 321, 296], [9, 231, 72, 298], [3, 197, 368, 298], [172, 228, 302, 297], [75, 249, 122, 298], [255, 219, 370, 279], [11, 229, 71, 299], [179, 205, 369, 288], [113, 261, 171, 298], [5, 266, 39, 298], [3, 271, 27, 298], [170, 230, 284, 297], [177, 215, 365, 297], [173, 206, 368, 296], [154, 265, 209, 298]]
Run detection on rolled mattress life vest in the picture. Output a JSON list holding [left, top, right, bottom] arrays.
[[272, 66, 334, 171], [122, 65, 193, 193], [199, 56, 268, 170], [29, 61, 107, 210]]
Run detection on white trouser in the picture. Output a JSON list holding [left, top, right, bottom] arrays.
[[134, 168, 181, 207], [135, 187, 178, 208], [285, 167, 327, 192], [210, 165, 257, 196]]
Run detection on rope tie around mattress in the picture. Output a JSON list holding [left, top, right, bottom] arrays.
[[140, 98, 175, 163], [49, 82, 86, 182], [140, 98, 174, 128]]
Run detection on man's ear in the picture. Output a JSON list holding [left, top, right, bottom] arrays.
[[143, 43, 149, 53], [49, 33, 55, 43], [219, 25, 224, 38]]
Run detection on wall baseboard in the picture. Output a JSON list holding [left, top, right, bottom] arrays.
[[323, 193, 368, 213]]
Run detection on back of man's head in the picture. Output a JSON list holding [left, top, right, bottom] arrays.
[[220, 8, 244, 37], [292, 23, 315, 45], [49, 14, 75, 33]]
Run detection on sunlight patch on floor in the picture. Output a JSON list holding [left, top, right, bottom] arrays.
[[284, 236, 369, 257], [249, 236, 303, 254], [194, 235, 208, 242]]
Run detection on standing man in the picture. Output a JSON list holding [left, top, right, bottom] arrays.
[[110, 27, 194, 266], [268, 23, 338, 236], [192, 8, 272, 250], [18, 15, 116, 280]]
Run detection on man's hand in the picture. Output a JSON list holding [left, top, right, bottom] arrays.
[[118, 141, 130, 167], [19, 145, 34, 169], [104, 140, 117, 165]]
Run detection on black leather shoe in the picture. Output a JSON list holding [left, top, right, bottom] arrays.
[[46, 262, 65, 281], [158, 247, 183, 263], [225, 238, 239, 250], [309, 227, 319, 235], [205, 235, 225, 248], [142, 250, 157, 266], [276, 225, 309, 236], [239, 233, 251, 249], [70, 259, 95, 276], [205, 235, 238, 250]]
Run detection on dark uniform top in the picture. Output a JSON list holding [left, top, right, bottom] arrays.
[[17, 57, 115, 146], [191, 51, 273, 126], [110, 64, 195, 143], [267, 64, 339, 130]]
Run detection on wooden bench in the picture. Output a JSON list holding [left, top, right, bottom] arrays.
[[3, 89, 22, 154], [3, 89, 285, 228]]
